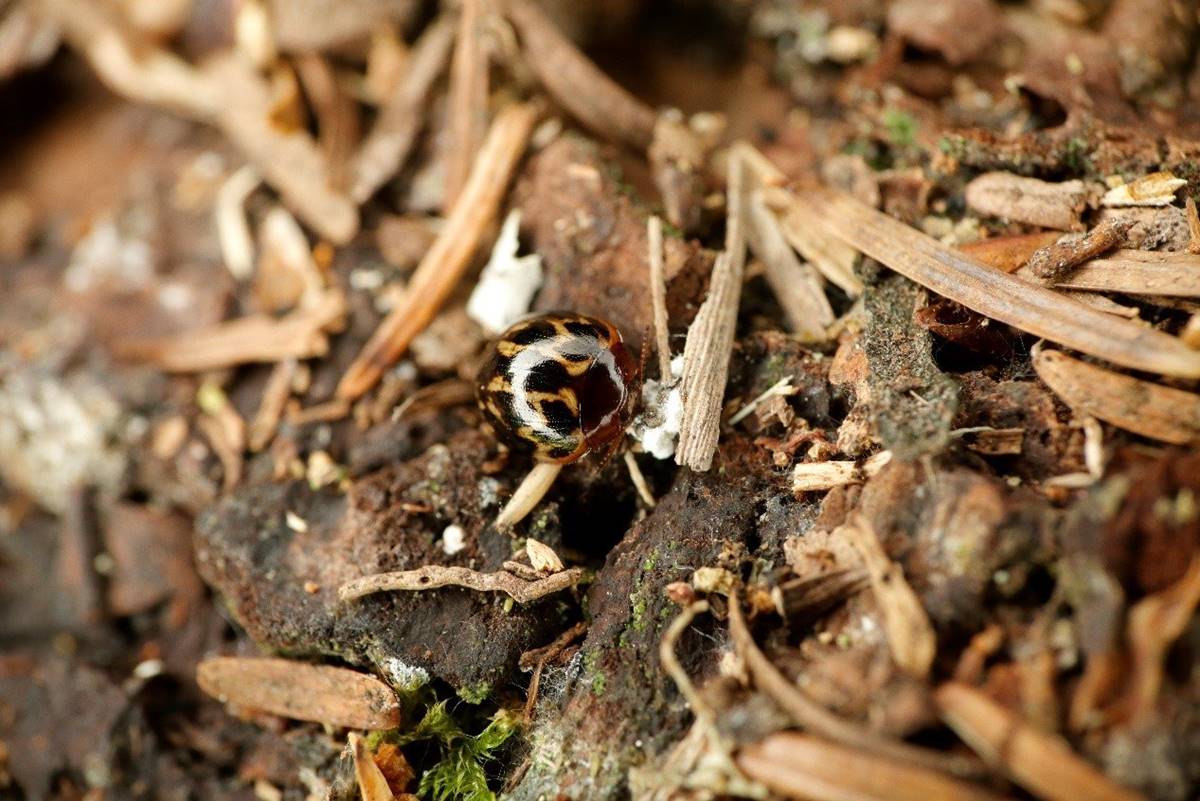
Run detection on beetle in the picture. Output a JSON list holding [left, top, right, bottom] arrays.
[[476, 312, 639, 463]]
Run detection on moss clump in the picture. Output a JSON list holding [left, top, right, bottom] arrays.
[[387, 701, 521, 801], [457, 682, 492, 705]]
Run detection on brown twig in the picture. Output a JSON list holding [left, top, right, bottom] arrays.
[[338, 564, 585, 604], [444, 0, 489, 211], [197, 657, 402, 730], [207, 53, 359, 244], [786, 186, 1200, 379], [501, 0, 656, 149], [1033, 347, 1200, 445], [337, 101, 539, 400], [765, 187, 863, 297], [935, 682, 1146, 801], [293, 52, 361, 190], [736, 733, 1006, 801], [249, 358, 297, 452], [1026, 219, 1134, 282], [675, 152, 748, 471], [646, 215, 673, 380], [1186, 197, 1200, 254], [728, 590, 981, 778], [117, 291, 346, 372], [350, 15, 457, 203], [791, 451, 892, 493]]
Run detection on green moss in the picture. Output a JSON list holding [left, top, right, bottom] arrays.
[[583, 651, 607, 696], [629, 592, 650, 633], [882, 109, 917, 148], [1062, 136, 1092, 175], [591, 671, 607, 696], [457, 683, 492, 705]]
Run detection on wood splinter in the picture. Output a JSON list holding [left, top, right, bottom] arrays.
[[495, 461, 563, 529]]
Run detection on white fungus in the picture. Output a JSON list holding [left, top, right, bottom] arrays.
[[467, 209, 543, 336]]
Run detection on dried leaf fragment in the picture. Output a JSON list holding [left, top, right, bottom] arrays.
[[1033, 348, 1200, 444], [197, 657, 402, 730], [525, 538, 564, 574], [1101, 172, 1187, 207], [350, 733, 396, 801], [841, 514, 935, 678], [1038, 250, 1200, 297]]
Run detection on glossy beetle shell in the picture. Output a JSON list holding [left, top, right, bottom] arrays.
[[476, 313, 638, 463]]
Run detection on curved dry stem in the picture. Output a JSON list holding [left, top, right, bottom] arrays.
[[495, 461, 563, 529]]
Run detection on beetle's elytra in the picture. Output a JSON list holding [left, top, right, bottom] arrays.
[[476, 312, 638, 463]]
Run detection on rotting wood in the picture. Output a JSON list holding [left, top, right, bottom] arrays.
[[786, 186, 1200, 379], [444, 0, 489, 211], [338, 564, 585, 604], [840, 514, 936, 679], [745, 189, 834, 341], [1026, 218, 1134, 282], [935, 682, 1147, 801], [197, 657, 402, 730], [1029, 250, 1200, 297], [501, 0, 656, 150], [350, 16, 456, 204], [728, 591, 982, 778], [338, 101, 539, 400], [675, 152, 749, 471], [117, 291, 345, 372], [737, 733, 1006, 801], [1033, 347, 1200, 445]]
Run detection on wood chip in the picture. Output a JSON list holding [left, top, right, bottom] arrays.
[[935, 682, 1146, 801], [787, 186, 1200, 379], [196, 657, 402, 730], [841, 514, 935, 678], [502, 0, 656, 150], [675, 153, 748, 471], [117, 290, 345, 372], [746, 189, 834, 341], [337, 101, 539, 400], [1101, 172, 1187, 207], [338, 564, 585, 605], [1033, 347, 1200, 445], [791, 451, 892, 493], [964, 172, 1090, 232], [1026, 218, 1134, 282], [350, 15, 456, 204], [737, 733, 1005, 801], [1187, 197, 1200, 254], [349, 733, 396, 801]]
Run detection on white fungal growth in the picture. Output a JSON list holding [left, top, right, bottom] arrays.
[[381, 658, 431, 693], [635, 355, 685, 460], [441, 524, 467, 555], [467, 209, 543, 336]]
